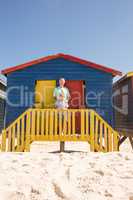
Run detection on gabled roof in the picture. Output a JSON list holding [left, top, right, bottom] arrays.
[[1, 53, 122, 76], [124, 71, 133, 78]]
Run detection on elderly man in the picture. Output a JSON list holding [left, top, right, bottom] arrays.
[[53, 78, 70, 152]]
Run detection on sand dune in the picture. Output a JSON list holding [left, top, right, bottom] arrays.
[[0, 141, 133, 200]]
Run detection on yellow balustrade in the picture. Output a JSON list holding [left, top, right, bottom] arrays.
[[0, 108, 119, 152]]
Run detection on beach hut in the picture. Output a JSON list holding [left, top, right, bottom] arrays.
[[1, 53, 121, 127], [0, 53, 122, 152], [0, 78, 6, 132], [113, 72, 133, 147]]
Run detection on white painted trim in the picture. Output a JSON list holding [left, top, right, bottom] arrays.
[[0, 90, 6, 99], [0, 79, 7, 86]]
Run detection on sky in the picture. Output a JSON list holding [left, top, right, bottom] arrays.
[[0, 0, 133, 81]]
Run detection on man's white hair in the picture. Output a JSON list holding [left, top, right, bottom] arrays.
[[59, 78, 65, 81]]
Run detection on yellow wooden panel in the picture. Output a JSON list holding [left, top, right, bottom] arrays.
[[35, 80, 56, 108], [16, 121, 20, 151], [8, 129, 12, 152], [85, 110, 89, 135], [25, 111, 31, 152], [72, 111, 75, 135], [59, 110, 62, 135], [68, 111, 71, 136], [81, 110, 85, 139], [41, 110, 45, 136], [63, 110, 67, 136], [21, 117, 25, 150], [12, 126, 15, 152], [90, 111, 94, 151], [94, 117, 98, 146], [100, 122, 103, 151], [37, 110, 40, 136], [31, 110, 35, 140], [45, 110, 49, 137], [54, 110, 58, 138], [113, 131, 119, 151], [104, 126, 108, 152], [2, 130, 6, 152], [108, 130, 112, 152], [49, 110, 53, 139]]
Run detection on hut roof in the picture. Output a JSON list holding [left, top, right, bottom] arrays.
[[114, 72, 133, 86], [1, 53, 122, 76]]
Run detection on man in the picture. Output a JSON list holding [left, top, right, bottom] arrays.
[[53, 78, 70, 152]]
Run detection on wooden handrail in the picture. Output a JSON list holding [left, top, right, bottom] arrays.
[[0, 108, 119, 152]]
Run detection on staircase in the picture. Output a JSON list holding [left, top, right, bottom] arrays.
[[0, 108, 119, 152]]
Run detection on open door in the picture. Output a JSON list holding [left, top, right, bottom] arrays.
[[35, 80, 56, 108]]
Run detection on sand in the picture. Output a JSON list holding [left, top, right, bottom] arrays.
[[0, 141, 132, 200]]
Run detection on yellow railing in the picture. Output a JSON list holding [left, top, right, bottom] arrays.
[[0, 108, 119, 152]]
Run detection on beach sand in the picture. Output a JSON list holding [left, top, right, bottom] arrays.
[[0, 140, 132, 200]]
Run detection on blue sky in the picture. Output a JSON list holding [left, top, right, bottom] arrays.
[[0, 0, 133, 80]]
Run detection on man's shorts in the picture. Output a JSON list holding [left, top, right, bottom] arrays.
[[55, 100, 69, 109], [56, 108, 68, 122]]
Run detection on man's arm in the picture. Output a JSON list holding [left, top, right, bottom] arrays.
[[54, 88, 63, 101], [53, 88, 57, 99], [66, 88, 71, 100]]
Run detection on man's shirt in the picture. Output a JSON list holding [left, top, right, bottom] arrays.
[[53, 86, 70, 108]]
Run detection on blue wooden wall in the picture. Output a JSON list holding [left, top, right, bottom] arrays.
[[0, 98, 5, 132], [0, 82, 6, 132], [5, 58, 113, 126]]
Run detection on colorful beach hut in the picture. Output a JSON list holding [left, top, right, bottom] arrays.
[[113, 72, 133, 148], [1, 53, 122, 152], [2, 53, 121, 126]]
